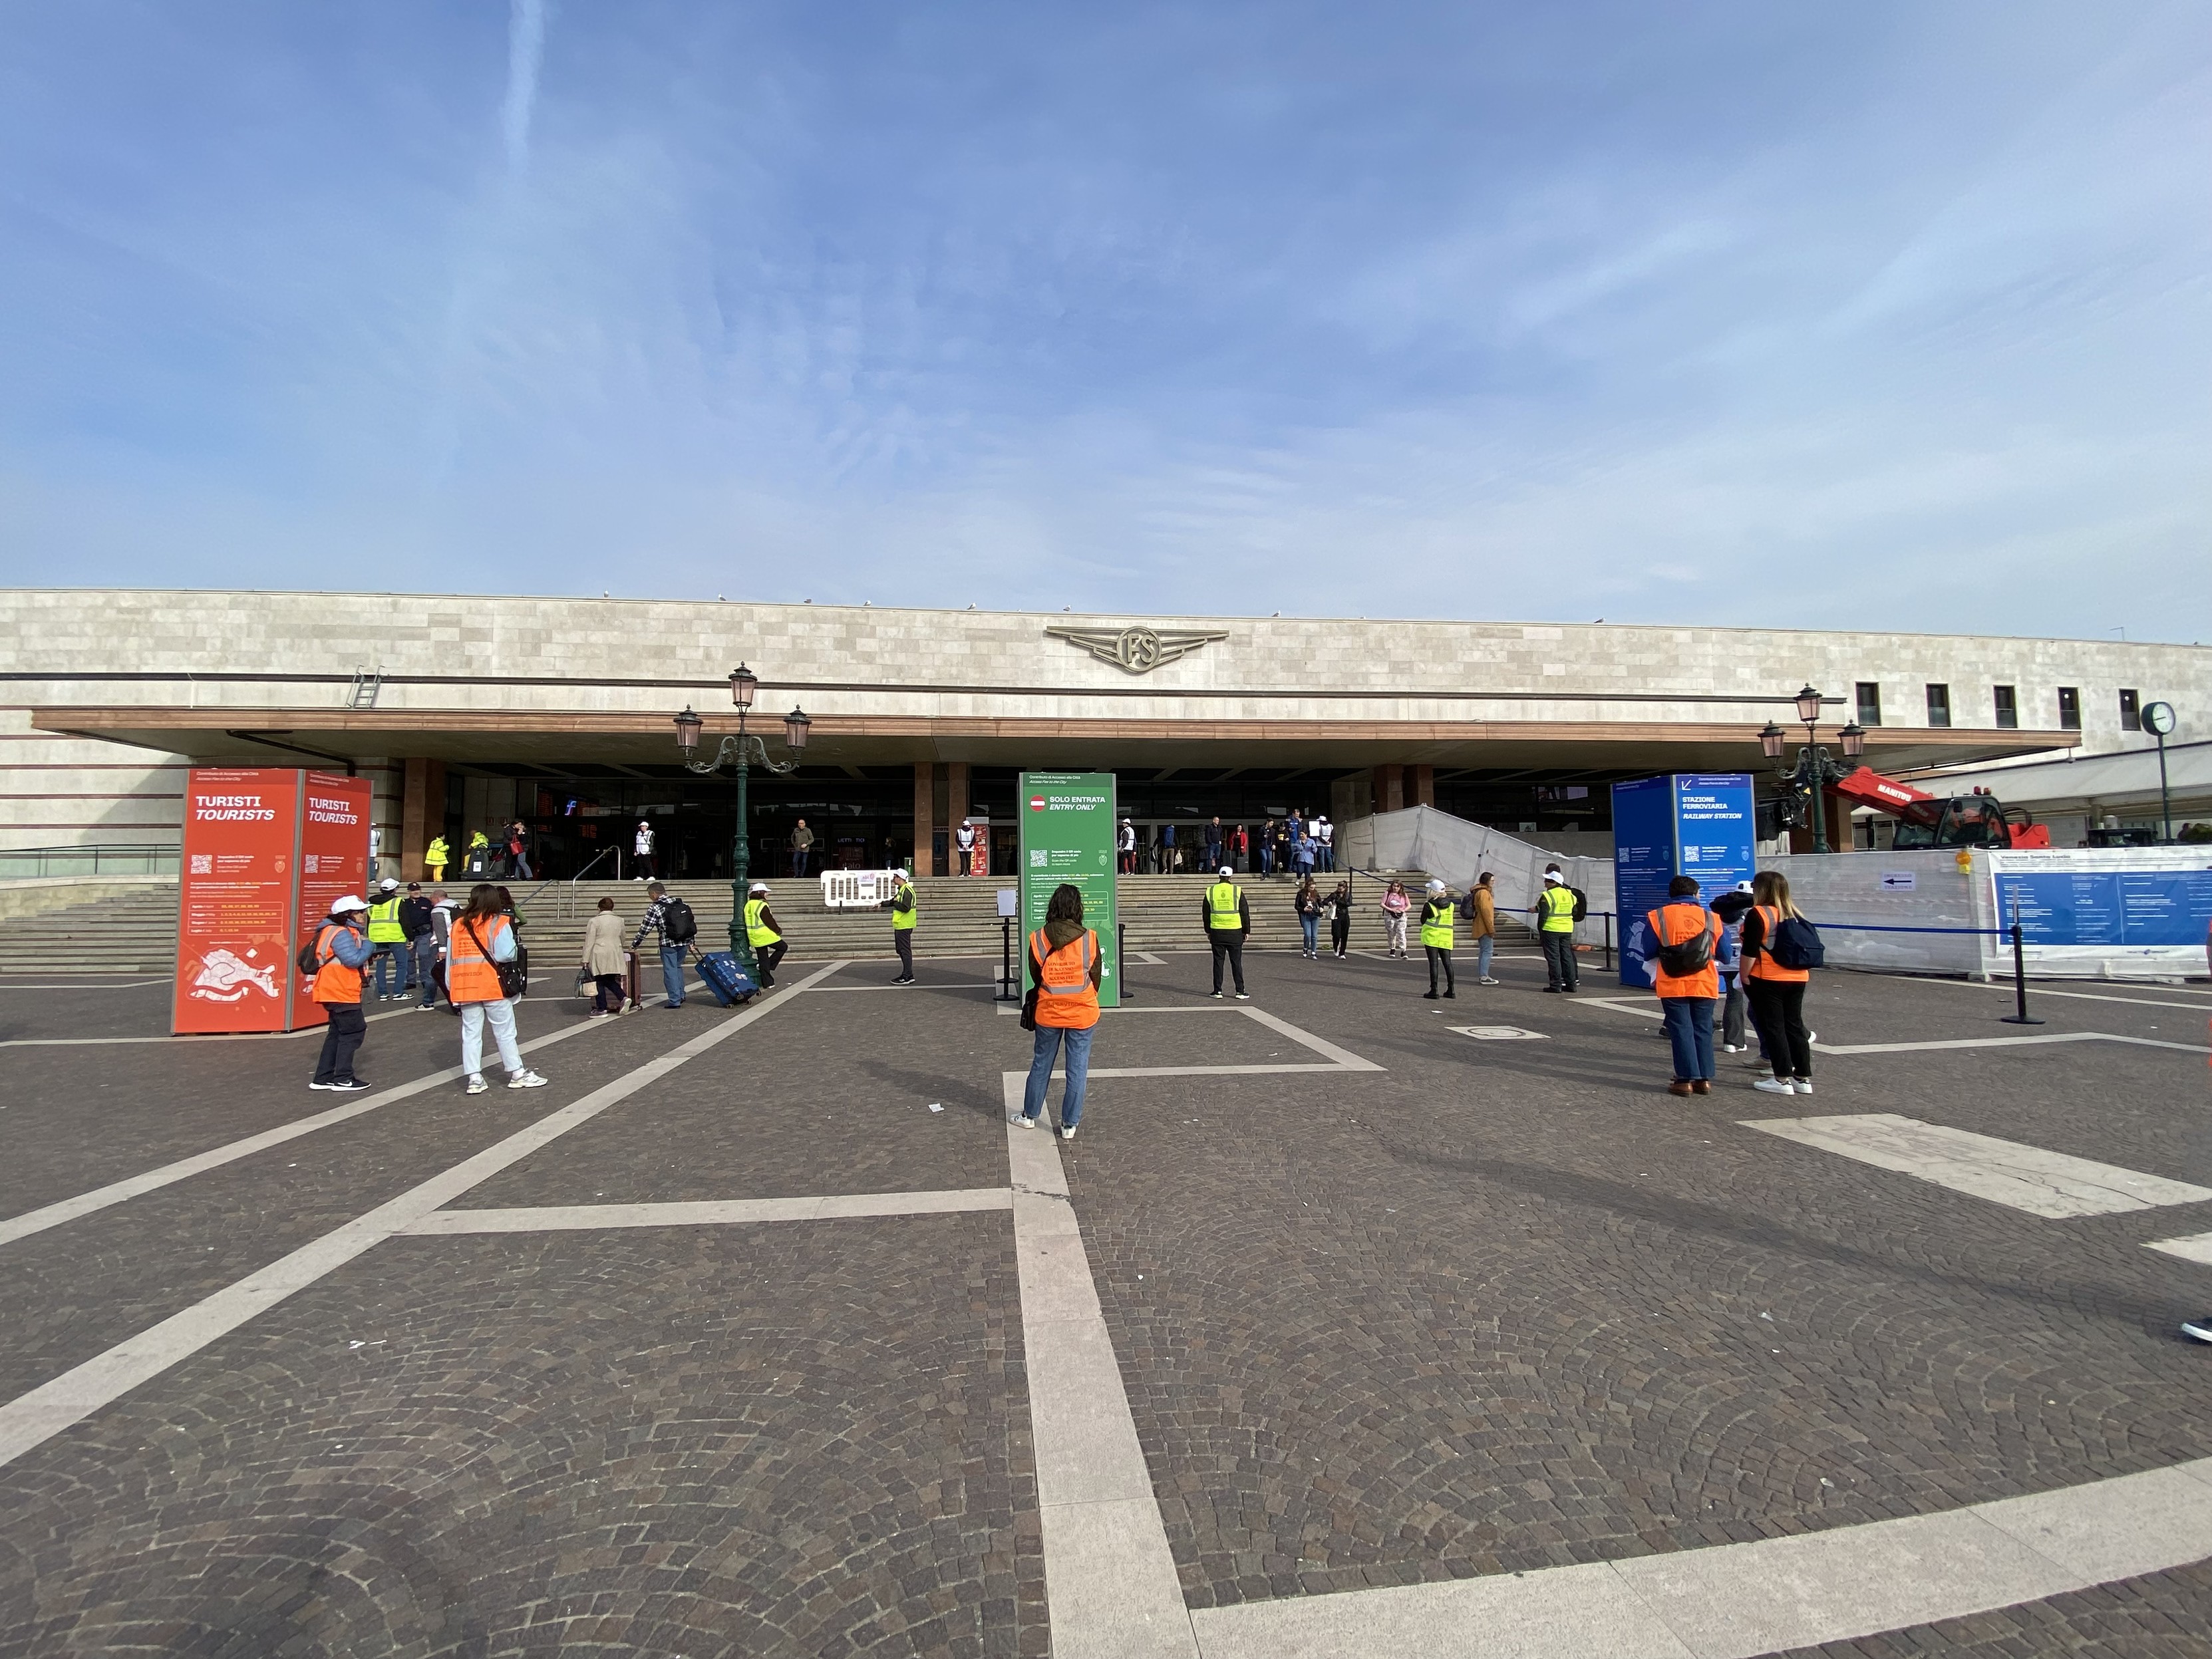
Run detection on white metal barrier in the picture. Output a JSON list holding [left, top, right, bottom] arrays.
[[819, 868, 909, 908]]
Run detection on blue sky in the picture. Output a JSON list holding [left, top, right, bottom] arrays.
[[1, 2, 2206, 639]]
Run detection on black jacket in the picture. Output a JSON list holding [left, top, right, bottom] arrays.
[[396, 896, 434, 941]]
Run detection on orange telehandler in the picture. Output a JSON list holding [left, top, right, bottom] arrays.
[[1827, 766, 2051, 849]]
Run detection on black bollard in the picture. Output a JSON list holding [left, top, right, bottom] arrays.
[[1118, 921, 1134, 1002], [1998, 913, 2042, 1026], [997, 914, 1019, 1003]]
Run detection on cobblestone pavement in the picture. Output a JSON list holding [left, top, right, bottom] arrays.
[[1, 946, 2209, 1654]]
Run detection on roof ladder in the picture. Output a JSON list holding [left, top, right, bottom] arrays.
[[347, 666, 384, 710]]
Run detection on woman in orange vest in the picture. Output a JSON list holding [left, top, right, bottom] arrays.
[[448, 883, 550, 1096], [1742, 869, 1814, 1096], [1643, 875, 1726, 1097], [307, 894, 375, 1093], [1014, 883, 1104, 1142]]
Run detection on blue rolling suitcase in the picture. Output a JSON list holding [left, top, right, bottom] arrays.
[[694, 949, 757, 1007]]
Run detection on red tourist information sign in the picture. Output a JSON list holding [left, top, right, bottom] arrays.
[[172, 768, 371, 1034]]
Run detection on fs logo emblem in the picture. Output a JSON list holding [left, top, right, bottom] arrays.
[[1044, 623, 1228, 675]]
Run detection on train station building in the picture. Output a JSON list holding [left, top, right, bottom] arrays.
[[3, 587, 2207, 877]]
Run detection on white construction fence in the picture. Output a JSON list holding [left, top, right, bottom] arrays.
[[1342, 807, 2210, 980], [1339, 807, 1617, 948]]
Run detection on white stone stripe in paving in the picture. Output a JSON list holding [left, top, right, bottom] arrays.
[[1577, 999, 2210, 1056], [0, 961, 846, 1471], [403, 1188, 1012, 1233], [1740, 1113, 2212, 1218], [0, 971, 607, 1047], [2145, 1231, 2212, 1267], [1818, 1032, 2207, 1056], [1004, 1074, 1200, 1659], [0, 981, 717, 1249], [1189, 1459, 2212, 1658]]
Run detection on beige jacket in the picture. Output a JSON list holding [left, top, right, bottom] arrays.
[[581, 911, 629, 976]]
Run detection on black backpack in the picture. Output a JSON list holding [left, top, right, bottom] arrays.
[[294, 922, 337, 978], [659, 897, 697, 944], [1768, 915, 1825, 969], [1655, 909, 1715, 977], [1569, 885, 1589, 922]]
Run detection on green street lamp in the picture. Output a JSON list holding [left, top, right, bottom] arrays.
[[1761, 688, 1863, 853], [673, 663, 812, 977]]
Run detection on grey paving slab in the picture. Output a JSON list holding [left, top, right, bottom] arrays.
[[0, 1009, 699, 1400], [0, 1217, 1044, 1658], [1064, 950, 2212, 1610]]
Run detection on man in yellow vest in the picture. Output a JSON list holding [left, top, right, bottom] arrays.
[[1535, 869, 1581, 993], [1420, 879, 1456, 999], [744, 881, 786, 989], [889, 870, 918, 984], [424, 833, 449, 883], [365, 877, 412, 1002], [1200, 864, 1251, 1000]]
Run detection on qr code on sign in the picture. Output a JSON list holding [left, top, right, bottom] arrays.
[[190, 855, 212, 875], [1029, 849, 1046, 868]]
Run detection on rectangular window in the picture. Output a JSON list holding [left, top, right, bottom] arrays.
[[1993, 684, 2018, 729], [1925, 684, 1951, 728], [2057, 686, 2081, 731], [1854, 681, 1882, 726], [2119, 688, 2141, 732]]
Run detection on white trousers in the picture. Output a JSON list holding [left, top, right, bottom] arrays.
[[460, 998, 522, 1077]]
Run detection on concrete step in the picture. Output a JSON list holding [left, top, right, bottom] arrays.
[[0, 871, 1541, 973]]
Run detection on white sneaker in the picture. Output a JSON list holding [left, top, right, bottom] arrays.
[[465, 1075, 488, 1095], [1234, 992, 1249, 1001], [1792, 1079, 1814, 1095], [508, 1070, 548, 1089], [1721, 1044, 1746, 1053], [1753, 1077, 1797, 1096], [1059, 1124, 1077, 1141], [1009, 1112, 1036, 1129]]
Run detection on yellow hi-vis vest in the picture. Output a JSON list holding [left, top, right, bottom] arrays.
[[366, 895, 406, 943], [744, 898, 781, 947], [1538, 886, 1578, 933], [1420, 898, 1454, 950], [891, 883, 917, 931], [425, 837, 449, 865], [1206, 881, 1243, 930]]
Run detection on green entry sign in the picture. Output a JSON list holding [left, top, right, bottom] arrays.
[[1017, 770, 1120, 1008]]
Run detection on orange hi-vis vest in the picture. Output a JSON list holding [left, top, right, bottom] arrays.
[[311, 921, 363, 1005], [447, 913, 514, 1004], [1029, 928, 1100, 1029], [1647, 902, 1722, 1000], [1746, 903, 1810, 984]]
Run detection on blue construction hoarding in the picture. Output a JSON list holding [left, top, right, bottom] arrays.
[[1612, 773, 1756, 987]]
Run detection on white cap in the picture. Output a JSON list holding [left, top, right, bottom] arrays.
[[1426, 879, 1445, 893], [1219, 865, 1235, 878], [329, 894, 369, 913], [1543, 871, 1564, 884], [750, 882, 770, 895], [1735, 879, 1755, 892], [378, 877, 398, 891]]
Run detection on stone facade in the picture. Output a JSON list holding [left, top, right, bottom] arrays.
[[3, 587, 2206, 853]]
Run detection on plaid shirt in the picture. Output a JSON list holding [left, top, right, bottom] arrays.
[[633, 897, 674, 948]]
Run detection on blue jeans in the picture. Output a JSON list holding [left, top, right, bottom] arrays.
[[371, 943, 410, 998], [1662, 996, 1717, 1081], [659, 943, 687, 1006], [1476, 936, 1494, 980], [412, 937, 440, 1005], [1260, 845, 1275, 875], [1299, 913, 1319, 954], [1023, 1023, 1095, 1128]]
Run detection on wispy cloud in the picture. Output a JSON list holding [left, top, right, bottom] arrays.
[[501, 0, 548, 175], [0, 2, 2205, 639]]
